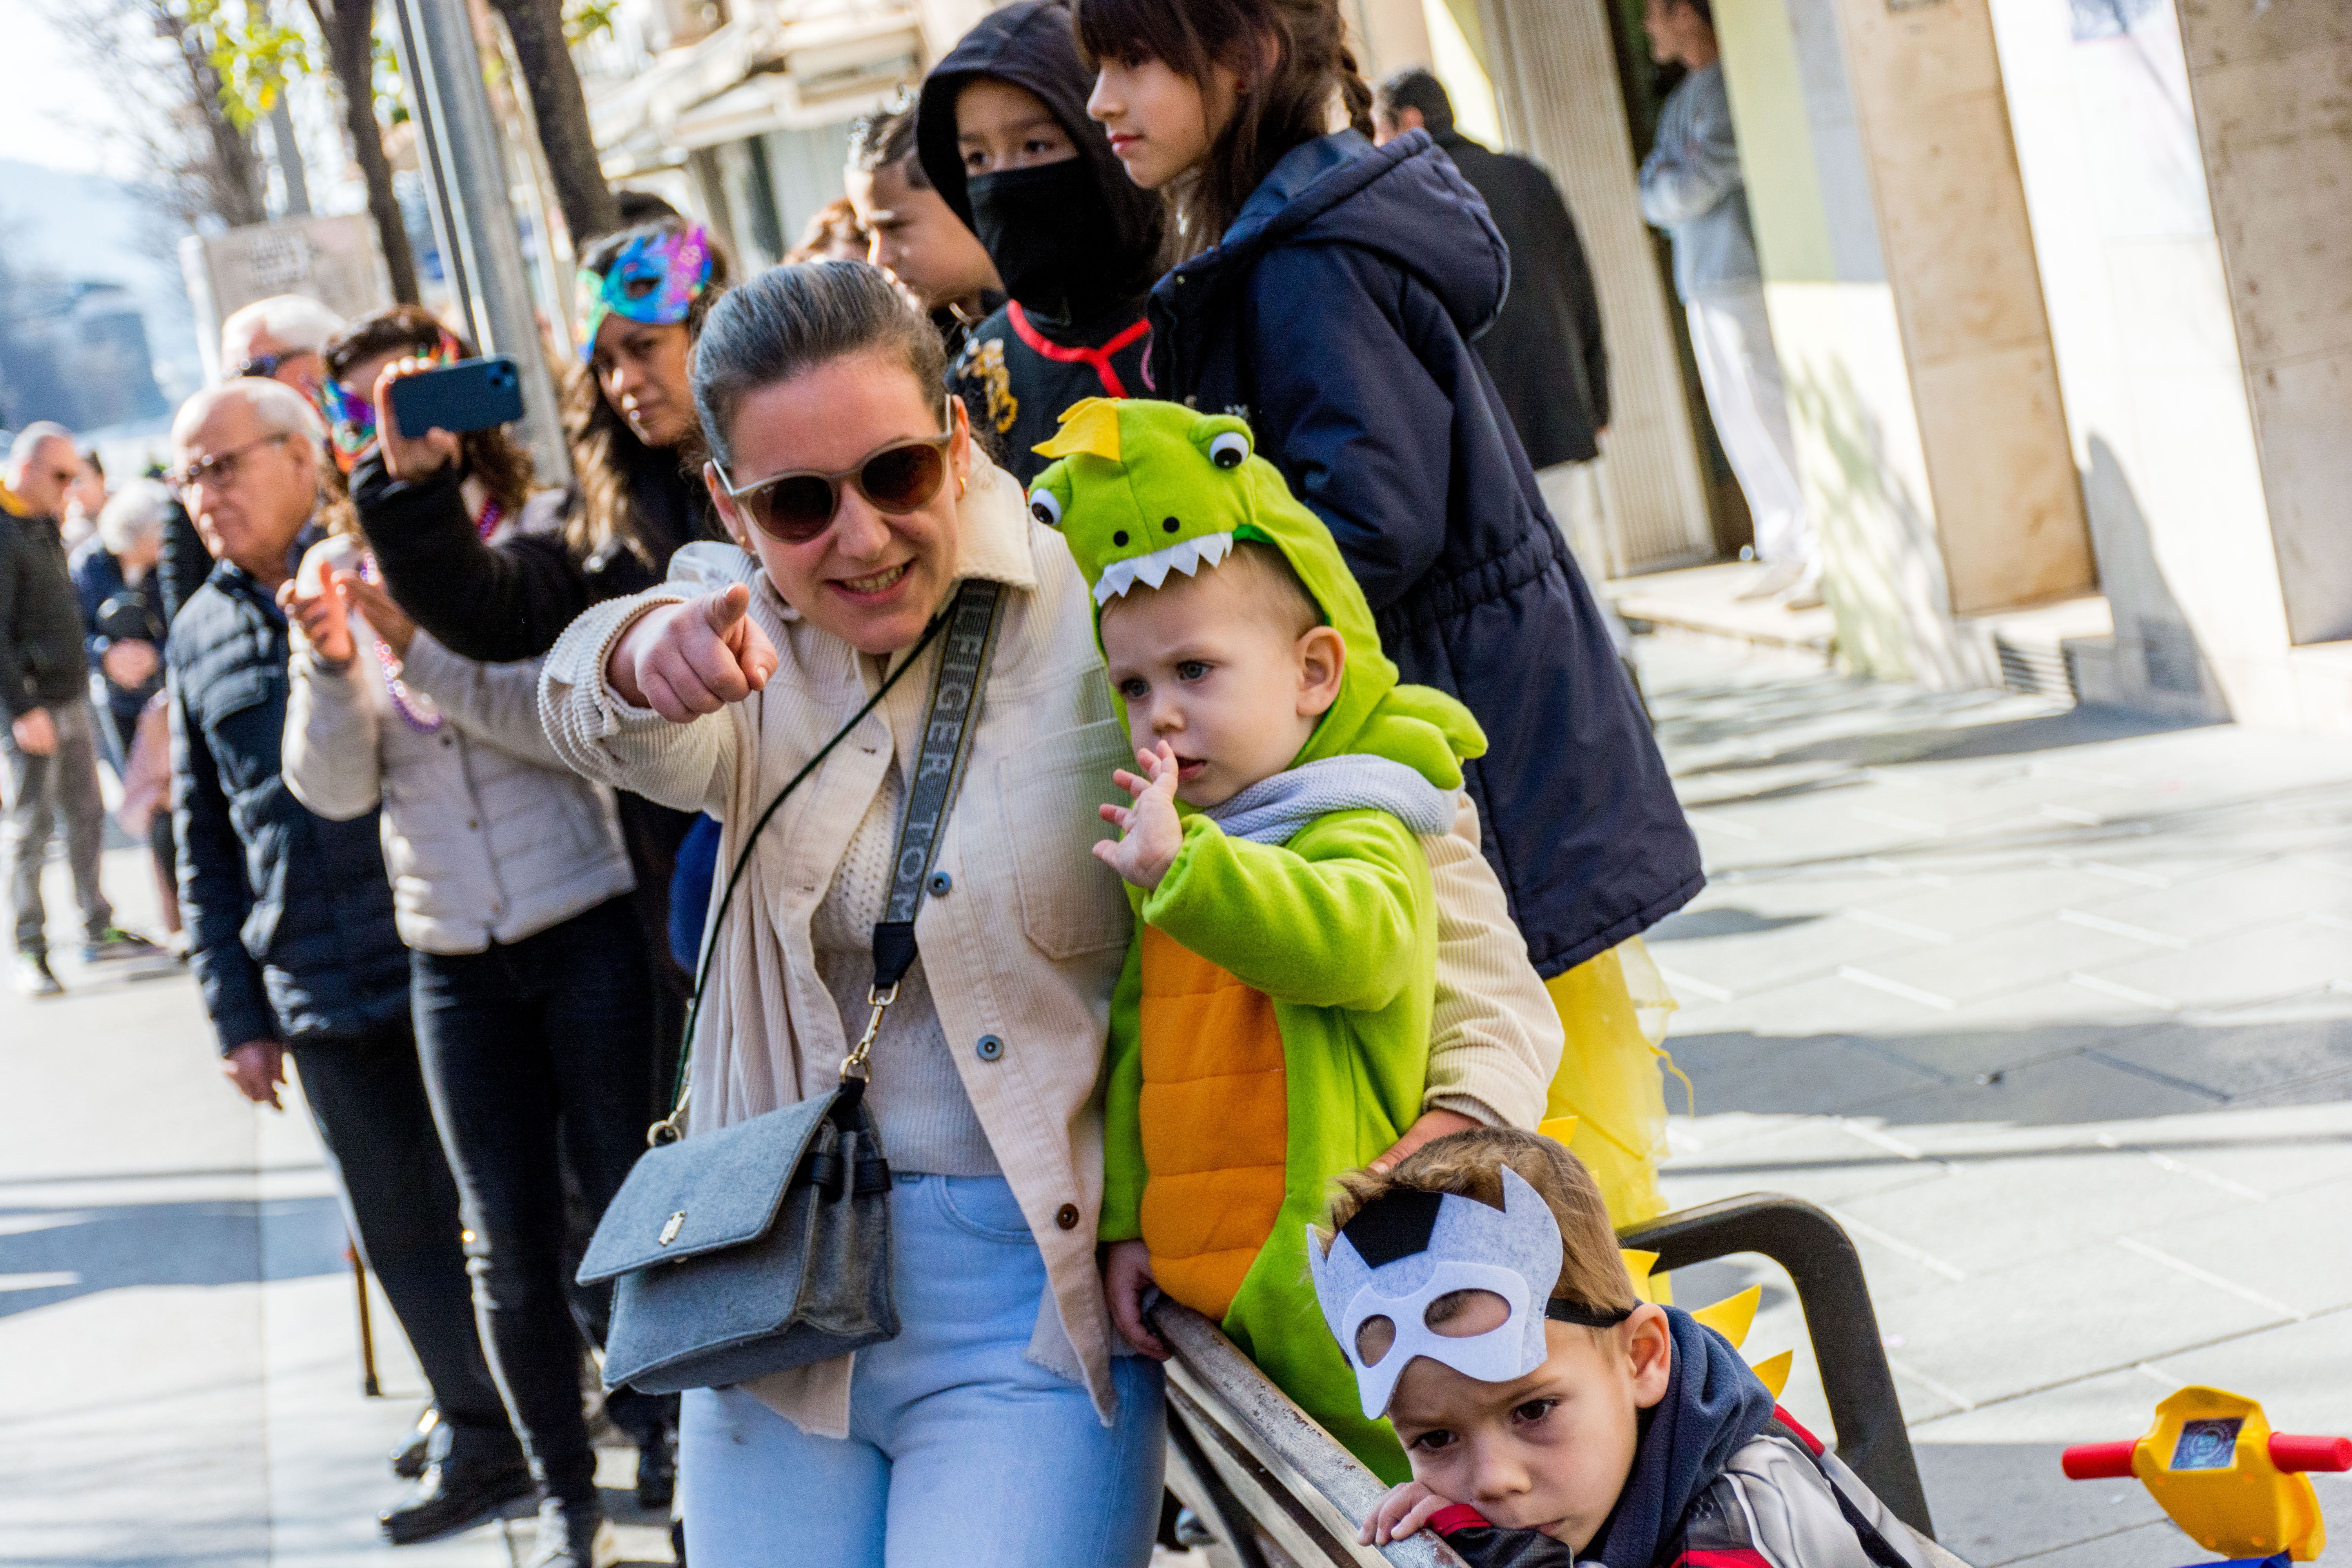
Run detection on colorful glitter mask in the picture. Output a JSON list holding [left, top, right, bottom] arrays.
[[320, 329, 462, 475], [575, 226, 711, 363]]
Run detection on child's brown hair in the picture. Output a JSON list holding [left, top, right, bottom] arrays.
[[1073, 0, 1375, 255], [1324, 1127, 1639, 1316]]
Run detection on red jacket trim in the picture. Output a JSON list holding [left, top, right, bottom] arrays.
[[1670, 1549, 1778, 1568], [1428, 1503, 1493, 1535], [1774, 1406, 1826, 1457], [1005, 301, 1150, 399]]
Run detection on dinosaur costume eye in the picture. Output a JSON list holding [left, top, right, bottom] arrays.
[[1028, 488, 1062, 527], [1209, 431, 1250, 469]]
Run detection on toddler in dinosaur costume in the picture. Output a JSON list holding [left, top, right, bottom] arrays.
[[1025, 396, 1554, 1478]]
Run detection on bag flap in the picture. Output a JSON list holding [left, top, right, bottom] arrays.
[[577, 1093, 839, 1284]]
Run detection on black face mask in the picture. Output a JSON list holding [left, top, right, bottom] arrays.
[[967, 159, 1132, 328]]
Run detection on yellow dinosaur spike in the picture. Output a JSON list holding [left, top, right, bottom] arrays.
[[1620, 1249, 1660, 1303], [1537, 1115, 1580, 1147], [1691, 1285, 1762, 1348], [1034, 398, 1121, 461], [1750, 1349, 1794, 1400]]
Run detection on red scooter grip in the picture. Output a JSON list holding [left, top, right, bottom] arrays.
[[2270, 1434, 2352, 1473], [2063, 1442, 2140, 1480]]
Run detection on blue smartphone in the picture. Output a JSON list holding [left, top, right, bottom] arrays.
[[387, 356, 524, 435]]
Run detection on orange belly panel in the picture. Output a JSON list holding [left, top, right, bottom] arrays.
[[1138, 924, 1288, 1321]]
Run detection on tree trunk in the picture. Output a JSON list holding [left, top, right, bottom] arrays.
[[306, 0, 423, 303], [487, 0, 620, 245], [160, 7, 269, 226]]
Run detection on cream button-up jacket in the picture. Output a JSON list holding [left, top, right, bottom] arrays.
[[539, 455, 1561, 1434]]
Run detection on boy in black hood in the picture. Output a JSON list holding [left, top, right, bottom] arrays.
[[916, 0, 1167, 484]]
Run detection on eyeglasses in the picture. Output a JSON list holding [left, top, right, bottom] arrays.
[[710, 418, 955, 544], [236, 353, 293, 381], [170, 432, 294, 496]]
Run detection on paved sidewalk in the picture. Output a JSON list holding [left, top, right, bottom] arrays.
[[1639, 637, 2352, 1568], [0, 851, 675, 1566]]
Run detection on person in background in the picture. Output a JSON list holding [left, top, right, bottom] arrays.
[[71, 476, 169, 769], [916, 0, 1166, 484], [72, 478, 179, 942], [1371, 71, 1618, 607], [220, 293, 347, 405], [167, 379, 528, 1547], [787, 196, 872, 264], [1077, 0, 1702, 1226], [284, 306, 660, 1566], [61, 447, 108, 552], [846, 89, 1005, 348], [2, 423, 163, 997], [1638, 0, 1817, 608]]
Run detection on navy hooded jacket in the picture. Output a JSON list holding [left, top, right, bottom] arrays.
[[1147, 129, 1702, 976]]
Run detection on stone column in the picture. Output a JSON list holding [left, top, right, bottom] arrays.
[[1477, 0, 1718, 574]]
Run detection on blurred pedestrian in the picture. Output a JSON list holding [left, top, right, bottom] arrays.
[[165, 379, 529, 1546], [73, 478, 178, 940], [846, 89, 1005, 347], [1078, 0, 1701, 1222], [1638, 0, 1817, 606], [916, 0, 1166, 483], [220, 293, 346, 405], [786, 196, 871, 264], [3, 423, 163, 997], [72, 477, 170, 768], [283, 307, 661, 1563], [61, 446, 107, 552]]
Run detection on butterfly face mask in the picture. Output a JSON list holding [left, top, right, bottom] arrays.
[[575, 225, 712, 364], [319, 329, 462, 476], [1307, 1166, 1632, 1419]]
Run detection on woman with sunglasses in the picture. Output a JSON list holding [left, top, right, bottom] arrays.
[[286, 307, 659, 1566], [537, 260, 1563, 1565]]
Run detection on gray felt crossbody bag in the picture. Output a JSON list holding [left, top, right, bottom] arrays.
[[576, 579, 1005, 1394]]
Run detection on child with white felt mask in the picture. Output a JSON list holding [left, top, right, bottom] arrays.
[[1314, 1129, 1938, 1568]]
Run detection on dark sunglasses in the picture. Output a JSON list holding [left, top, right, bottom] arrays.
[[710, 413, 955, 544], [236, 353, 293, 380]]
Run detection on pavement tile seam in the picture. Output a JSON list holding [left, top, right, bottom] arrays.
[[2110, 1237, 2309, 1323], [1898, 1304, 2352, 1437], [1982, 1519, 2185, 1568]]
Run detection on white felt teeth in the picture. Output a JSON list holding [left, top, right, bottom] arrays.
[[1094, 531, 1237, 606]]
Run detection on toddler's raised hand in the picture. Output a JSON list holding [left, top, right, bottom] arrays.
[[1093, 741, 1183, 890]]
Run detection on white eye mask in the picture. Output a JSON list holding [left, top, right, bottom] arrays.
[[1307, 1166, 1630, 1419]]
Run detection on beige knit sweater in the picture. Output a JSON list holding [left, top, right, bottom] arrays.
[[538, 456, 1562, 1434]]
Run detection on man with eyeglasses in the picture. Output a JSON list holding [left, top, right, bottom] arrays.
[[167, 379, 530, 1543], [2, 423, 164, 996]]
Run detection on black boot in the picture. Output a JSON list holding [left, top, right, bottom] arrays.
[[378, 1455, 534, 1545], [522, 1496, 613, 1568], [388, 1405, 439, 1480], [635, 1428, 675, 1511]]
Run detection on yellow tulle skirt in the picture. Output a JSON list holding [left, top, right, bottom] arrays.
[[1541, 936, 1690, 1230]]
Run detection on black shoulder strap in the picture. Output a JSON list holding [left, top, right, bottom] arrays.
[[870, 577, 1004, 993]]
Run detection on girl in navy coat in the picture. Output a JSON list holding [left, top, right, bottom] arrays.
[[1071, 0, 1702, 1221]]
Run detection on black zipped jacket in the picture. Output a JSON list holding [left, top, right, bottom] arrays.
[[1148, 129, 1700, 976], [0, 496, 89, 720]]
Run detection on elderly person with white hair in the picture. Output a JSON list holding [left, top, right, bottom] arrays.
[[219, 292, 347, 403], [72, 477, 172, 761], [166, 377, 528, 1545]]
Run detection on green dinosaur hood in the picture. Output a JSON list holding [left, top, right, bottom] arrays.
[[1027, 397, 1483, 786]]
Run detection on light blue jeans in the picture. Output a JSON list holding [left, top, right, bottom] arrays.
[[678, 1173, 1166, 1566]]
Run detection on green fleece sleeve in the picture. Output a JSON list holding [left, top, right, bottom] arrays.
[[1098, 932, 1147, 1243], [1140, 812, 1426, 1014]]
